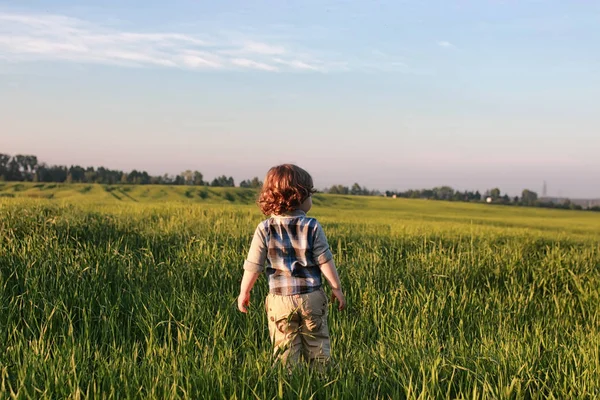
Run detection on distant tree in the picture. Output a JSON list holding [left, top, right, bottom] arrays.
[[13, 155, 27, 180], [182, 170, 194, 185], [13, 154, 38, 181], [68, 165, 86, 182], [0, 153, 198, 186], [140, 171, 150, 184], [85, 168, 97, 183], [6, 157, 21, 181], [435, 186, 455, 200], [27, 155, 38, 179], [327, 185, 349, 195], [350, 183, 363, 195], [96, 166, 121, 184], [521, 189, 538, 206], [127, 169, 145, 184], [240, 178, 262, 188], [193, 171, 204, 185], [211, 175, 234, 187], [419, 189, 436, 199], [35, 163, 49, 182], [490, 188, 501, 200], [250, 177, 262, 188], [239, 177, 261, 188], [559, 199, 575, 210], [0, 153, 9, 180], [42, 165, 68, 182]]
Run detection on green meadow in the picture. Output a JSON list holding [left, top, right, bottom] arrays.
[[1, 182, 599, 399]]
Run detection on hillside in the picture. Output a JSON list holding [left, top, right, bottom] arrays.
[[0, 182, 259, 204], [1, 182, 599, 240]]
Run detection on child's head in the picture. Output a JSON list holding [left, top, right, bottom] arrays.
[[258, 164, 316, 215]]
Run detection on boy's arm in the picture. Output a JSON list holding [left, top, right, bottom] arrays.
[[312, 221, 346, 311], [238, 270, 261, 313], [238, 223, 267, 313], [320, 259, 346, 311]]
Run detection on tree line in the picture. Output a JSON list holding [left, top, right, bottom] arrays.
[[2, 153, 596, 211], [0, 153, 262, 188], [324, 184, 599, 212]]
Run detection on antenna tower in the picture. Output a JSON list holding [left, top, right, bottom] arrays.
[[542, 181, 547, 197]]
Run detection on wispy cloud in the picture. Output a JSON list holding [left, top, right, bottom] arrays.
[[179, 51, 222, 69], [0, 11, 419, 74], [437, 40, 455, 48], [0, 12, 328, 72], [240, 41, 286, 55], [272, 58, 321, 71], [231, 58, 279, 72]]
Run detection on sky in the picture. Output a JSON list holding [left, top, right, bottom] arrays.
[[1, 0, 599, 198]]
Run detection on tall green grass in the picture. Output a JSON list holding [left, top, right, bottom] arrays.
[[1, 196, 599, 399]]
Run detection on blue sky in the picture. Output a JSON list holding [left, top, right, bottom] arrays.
[[1, 1, 599, 197]]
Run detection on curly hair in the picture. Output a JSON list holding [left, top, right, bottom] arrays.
[[258, 164, 315, 216]]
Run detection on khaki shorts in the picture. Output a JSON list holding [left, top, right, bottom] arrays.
[[265, 289, 330, 365]]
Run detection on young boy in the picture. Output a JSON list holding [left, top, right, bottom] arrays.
[[237, 164, 346, 367]]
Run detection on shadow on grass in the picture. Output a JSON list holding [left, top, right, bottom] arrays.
[[103, 186, 122, 200], [117, 188, 139, 202]]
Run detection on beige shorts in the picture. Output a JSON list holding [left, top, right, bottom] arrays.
[[265, 289, 330, 365]]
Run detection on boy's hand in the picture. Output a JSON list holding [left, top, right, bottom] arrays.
[[331, 289, 346, 311], [237, 292, 251, 313]]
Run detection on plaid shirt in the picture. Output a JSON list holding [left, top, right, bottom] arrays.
[[243, 210, 333, 295]]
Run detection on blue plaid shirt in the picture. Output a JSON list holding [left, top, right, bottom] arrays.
[[243, 210, 333, 295]]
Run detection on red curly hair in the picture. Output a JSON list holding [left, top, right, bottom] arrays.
[[258, 164, 315, 216]]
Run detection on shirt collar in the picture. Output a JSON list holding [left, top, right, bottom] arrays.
[[271, 209, 306, 218]]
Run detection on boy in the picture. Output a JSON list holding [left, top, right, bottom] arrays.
[[237, 164, 346, 367]]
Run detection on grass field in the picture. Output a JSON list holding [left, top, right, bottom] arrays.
[[1, 183, 599, 399]]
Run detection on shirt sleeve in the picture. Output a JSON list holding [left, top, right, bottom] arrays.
[[243, 223, 267, 273], [312, 221, 333, 265]]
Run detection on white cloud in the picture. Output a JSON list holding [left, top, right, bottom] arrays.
[[0, 11, 417, 74], [180, 52, 222, 69], [437, 41, 455, 48], [108, 32, 207, 45], [0, 12, 330, 73], [272, 58, 320, 71], [103, 50, 178, 67], [231, 58, 279, 72]]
